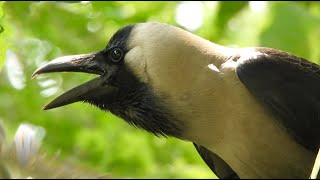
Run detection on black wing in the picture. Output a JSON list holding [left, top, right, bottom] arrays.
[[236, 48, 320, 153], [193, 143, 239, 179]]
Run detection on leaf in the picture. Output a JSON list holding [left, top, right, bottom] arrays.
[[0, 1, 8, 71], [213, 1, 248, 40], [260, 2, 320, 60]]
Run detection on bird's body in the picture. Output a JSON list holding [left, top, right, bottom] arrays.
[[32, 22, 319, 179]]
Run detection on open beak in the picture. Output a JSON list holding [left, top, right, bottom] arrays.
[[32, 52, 116, 110]]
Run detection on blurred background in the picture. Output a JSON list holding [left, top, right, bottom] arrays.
[[0, 1, 320, 178]]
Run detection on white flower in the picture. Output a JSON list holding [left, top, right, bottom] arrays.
[[13, 123, 46, 167]]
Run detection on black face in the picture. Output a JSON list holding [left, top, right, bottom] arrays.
[[105, 25, 134, 51], [32, 24, 183, 138]]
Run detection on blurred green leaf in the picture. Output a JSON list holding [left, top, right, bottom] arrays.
[[260, 2, 319, 60], [0, 1, 8, 70], [1, 1, 319, 179], [213, 1, 247, 40]]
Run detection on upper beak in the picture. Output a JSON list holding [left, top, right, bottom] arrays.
[[32, 53, 103, 78], [32, 52, 116, 110]]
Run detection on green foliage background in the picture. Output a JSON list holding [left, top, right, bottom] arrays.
[[0, 1, 320, 178]]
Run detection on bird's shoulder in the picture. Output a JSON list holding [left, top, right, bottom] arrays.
[[234, 47, 320, 153], [236, 47, 320, 75]]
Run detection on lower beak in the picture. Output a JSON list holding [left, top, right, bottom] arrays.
[[32, 52, 116, 110]]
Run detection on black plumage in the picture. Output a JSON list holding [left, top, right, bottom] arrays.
[[236, 48, 320, 153]]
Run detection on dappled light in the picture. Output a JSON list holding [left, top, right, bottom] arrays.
[[5, 50, 25, 90], [249, 1, 268, 14], [0, 1, 319, 179], [175, 1, 204, 31]]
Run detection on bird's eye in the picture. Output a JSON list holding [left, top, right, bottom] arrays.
[[110, 48, 123, 63]]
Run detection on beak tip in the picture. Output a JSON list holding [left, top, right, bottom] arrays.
[[31, 66, 44, 79], [42, 104, 52, 110], [31, 72, 38, 79]]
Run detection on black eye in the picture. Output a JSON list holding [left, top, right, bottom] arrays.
[[110, 48, 123, 62]]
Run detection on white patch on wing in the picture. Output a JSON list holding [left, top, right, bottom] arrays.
[[219, 48, 268, 75], [221, 59, 237, 70], [208, 63, 220, 72], [237, 48, 267, 65]]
